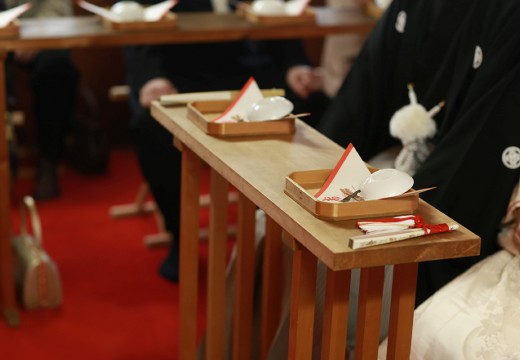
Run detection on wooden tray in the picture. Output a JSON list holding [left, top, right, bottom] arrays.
[[0, 21, 20, 38], [285, 169, 419, 221], [237, 3, 316, 26], [102, 11, 176, 31], [187, 99, 296, 137], [362, 2, 385, 19]]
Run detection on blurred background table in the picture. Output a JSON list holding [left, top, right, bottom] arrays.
[[0, 7, 375, 327]]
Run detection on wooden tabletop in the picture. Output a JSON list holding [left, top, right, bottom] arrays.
[[0, 7, 375, 51], [151, 102, 481, 271]]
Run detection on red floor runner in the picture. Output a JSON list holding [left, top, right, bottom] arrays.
[[0, 148, 230, 360]]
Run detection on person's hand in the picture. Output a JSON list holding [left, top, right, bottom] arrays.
[[286, 65, 323, 99], [139, 78, 177, 108], [14, 49, 39, 64]]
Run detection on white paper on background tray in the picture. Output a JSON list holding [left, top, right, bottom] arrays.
[[160, 91, 233, 105], [78, 0, 119, 22], [213, 77, 263, 123], [143, 0, 177, 21], [0, 3, 31, 28], [78, 0, 177, 23], [285, 0, 310, 16], [314, 143, 371, 203]]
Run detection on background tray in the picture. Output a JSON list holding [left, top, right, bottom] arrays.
[[237, 3, 316, 26], [0, 21, 19, 38], [102, 11, 176, 31], [186, 89, 298, 137], [285, 168, 419, 221], [187, 100, 295, 137]]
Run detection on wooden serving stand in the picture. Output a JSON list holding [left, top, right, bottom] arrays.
[[151, 99, 481, 360]]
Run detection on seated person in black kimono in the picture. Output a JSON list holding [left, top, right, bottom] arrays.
[[5, 0, 79, 199], [122, 0, 328, 282], [316, 0, 520, 306]]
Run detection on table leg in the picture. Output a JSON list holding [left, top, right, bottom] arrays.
[[179, 146, 202, 360], [321, 268, 351, 360], [232, 194, 256, 360], [385, 262, 418, 360], [354, 266, 385, 360], [288, 238, 317, 360], [0, 52, 19, 327], [260, 216, 283, 360], [205, 169, 229, 360]]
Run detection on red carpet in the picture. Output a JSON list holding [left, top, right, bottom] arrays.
[[1, 148, 227, 360]]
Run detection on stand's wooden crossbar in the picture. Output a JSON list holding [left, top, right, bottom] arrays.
[[151, 102, 480, 360], [0, 8, 375, 326]]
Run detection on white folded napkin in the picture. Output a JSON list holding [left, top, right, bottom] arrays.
[[0, 3, 31, 28], [212, 78, 263, 124]]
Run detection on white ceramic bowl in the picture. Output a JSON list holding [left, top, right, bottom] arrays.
[[359, 169, 414, 200], [251, 0, 287, 16], [111, 1, 145, 22], [246, 96, 294, 122]]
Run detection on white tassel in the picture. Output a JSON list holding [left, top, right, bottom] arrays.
[[389, 84, 444, 175]]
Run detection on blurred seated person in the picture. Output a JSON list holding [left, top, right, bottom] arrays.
[[378, 178, 519, 359], [5, 0, 79, 199], [320, 0, 369, 99], [316, 0, 520, 307], [122, 0, 328, 282]]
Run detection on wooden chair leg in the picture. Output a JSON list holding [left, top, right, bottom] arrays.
[[109, 182, 156, 218], [109, 181, 239, 248]]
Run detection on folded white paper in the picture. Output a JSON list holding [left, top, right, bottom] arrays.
[[285, 0, 310, 16], [78, 0, 177, 23], [143, 0, 177, 21], [314, 143, 371, 202], [213, 77, 263, 123], [0, 3, 31, 28], [78, 0, 118, 22]]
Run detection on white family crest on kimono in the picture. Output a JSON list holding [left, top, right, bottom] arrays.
[[395, 10, 406, 33]]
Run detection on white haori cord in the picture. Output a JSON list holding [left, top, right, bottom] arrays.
[[389, 84, 444, 176]]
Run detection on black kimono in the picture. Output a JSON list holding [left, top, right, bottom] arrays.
[[317, 0, 520, 305]]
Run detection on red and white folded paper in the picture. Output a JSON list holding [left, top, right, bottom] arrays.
[[213, 77, 263, 124], [357, 214, 425, 233], [314, 143, 371, 202], [350, 216, 459, 249]]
